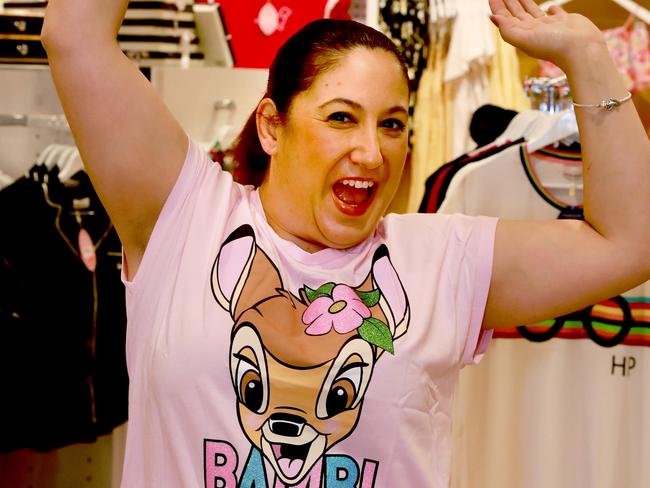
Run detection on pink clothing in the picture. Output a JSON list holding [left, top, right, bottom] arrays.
[[120, 140, 497, 487], [539, 20, 650, 92]]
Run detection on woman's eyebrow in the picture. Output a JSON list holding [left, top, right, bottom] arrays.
[[386, 106, 408, 116], [318, 98, 363, 110], [318, 98, 408, 116]]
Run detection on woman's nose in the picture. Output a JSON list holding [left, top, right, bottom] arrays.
[[350, 128, 383, 170]]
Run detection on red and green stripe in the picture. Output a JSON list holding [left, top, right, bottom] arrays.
[[493, 297, 650, 347]]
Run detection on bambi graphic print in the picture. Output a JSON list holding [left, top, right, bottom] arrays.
[[205, 224, 410, 487]]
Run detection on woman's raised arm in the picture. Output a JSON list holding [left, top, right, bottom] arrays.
[[42, 0, 188, 277], [484, 0, 650, 328]]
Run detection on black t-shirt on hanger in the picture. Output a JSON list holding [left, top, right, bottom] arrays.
[[0, 167, 128, 452]]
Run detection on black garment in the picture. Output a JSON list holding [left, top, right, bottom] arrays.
[[0, 167, 127, 452], [469, 104, 518, 147], [557, 206, 584, 220]]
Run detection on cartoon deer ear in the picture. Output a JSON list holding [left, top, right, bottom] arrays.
[[211, 224, 283, 320], [371, 245, 410, 341]]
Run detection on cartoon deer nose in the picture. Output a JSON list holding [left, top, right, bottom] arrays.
[[269, 413, 306, 437]]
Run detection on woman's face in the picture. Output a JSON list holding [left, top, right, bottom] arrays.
[[260, 47, 410, 252]]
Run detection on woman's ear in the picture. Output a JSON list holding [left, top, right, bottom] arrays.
[[256, 98, 281, 156]]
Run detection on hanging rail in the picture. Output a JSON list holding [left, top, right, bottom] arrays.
[[539, 0, 650, 25], [0, 113, 69, 130]]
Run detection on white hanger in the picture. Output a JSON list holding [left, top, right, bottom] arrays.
[[493, 109, 579, 153], [44, 144, 68, 170], [43, 144, 62, 169], [36, 144, 54, 166], [58, 145, 76, 168], [495, 110, 546, 146], [526, 110, 579, 153], [37, 143, 78, 172], [58, 148, 84, 182], [36, 143, 60, 167], [539, 0, 650, 25], [0, 169, 13, 190]]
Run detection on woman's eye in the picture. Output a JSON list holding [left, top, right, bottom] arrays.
[[328, 112, 354, 123], [382, 119, 406, 131]]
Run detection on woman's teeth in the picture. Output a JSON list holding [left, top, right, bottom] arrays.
[[340, 179, 374, 189]]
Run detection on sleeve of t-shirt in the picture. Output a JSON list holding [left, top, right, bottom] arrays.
[[386, 212, 497, 368], [121, 137, 238, 292], [453, 214, 497, 366]]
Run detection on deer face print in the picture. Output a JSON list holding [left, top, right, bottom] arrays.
[[211, 225, 409, 486]]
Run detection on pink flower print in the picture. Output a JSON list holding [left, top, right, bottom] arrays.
[[302, 284, 371, 336]]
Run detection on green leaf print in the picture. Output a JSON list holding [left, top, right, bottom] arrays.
[[304, 282, 336, 302], [356, 289, 380, 307], [358, 317, 394, 354]]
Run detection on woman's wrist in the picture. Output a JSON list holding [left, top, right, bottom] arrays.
[[561, 41, 628, 104], [560, 39, 609, 75]]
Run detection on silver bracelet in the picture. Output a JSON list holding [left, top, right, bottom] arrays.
[[572, 91, 632, 111]]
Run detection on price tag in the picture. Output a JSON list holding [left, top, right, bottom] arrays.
[[78, 228, 97, 272]]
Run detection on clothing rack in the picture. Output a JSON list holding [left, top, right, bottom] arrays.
[[539, 0, 650, 25], [0, 112, 69, 130], [524, 75, 573, 113]]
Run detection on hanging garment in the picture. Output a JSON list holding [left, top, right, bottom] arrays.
[[0, 167, 128, 452], [408, 37, 446, 212], [417, 108, 563, 214], [438, 143, 650, 488], [438, 143, 585, 216], [539, 20, 650, 93], [469, 104, 518, 148], [417, 137, 523, 214], [378, 0, 430, 126], [443, 0, 495, 159], [487, 25, 530, 112]]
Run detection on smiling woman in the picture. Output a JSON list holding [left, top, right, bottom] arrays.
[[230, 20, 412, 252], [40, 0, 650, 486], [257, 45, 410, 252], [232, 20, 410, 187]]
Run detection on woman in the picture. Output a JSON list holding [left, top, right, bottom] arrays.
[[42, 0, 650, 486]]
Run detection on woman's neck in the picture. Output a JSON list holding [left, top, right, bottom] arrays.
[[258, 184, 327, 254]]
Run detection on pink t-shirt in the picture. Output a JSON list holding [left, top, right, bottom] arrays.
[[120, 140, 497, 487]]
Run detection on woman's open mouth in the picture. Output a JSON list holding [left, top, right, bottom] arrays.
[[331, 178, 377, 217]]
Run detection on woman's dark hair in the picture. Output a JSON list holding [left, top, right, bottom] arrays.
[[231, 19, 409, 187]]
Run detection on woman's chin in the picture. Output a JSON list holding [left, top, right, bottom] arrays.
[[317, 214, 378, 250]]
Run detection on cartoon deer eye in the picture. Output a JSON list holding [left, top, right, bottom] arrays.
[[317, 363, 364, 418], [317, 338, 374, 419], [326, 375, 358, 416], [230, 325, 269, 415], [236, 358, 264, 413]]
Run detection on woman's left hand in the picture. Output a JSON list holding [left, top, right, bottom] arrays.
[[488, 0, 605, 71]]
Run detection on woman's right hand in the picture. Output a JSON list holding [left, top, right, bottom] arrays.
[[488, 0, 605, 72]]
